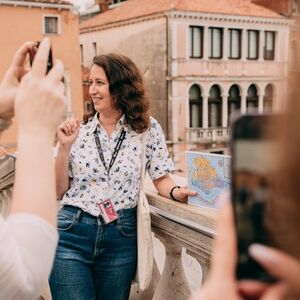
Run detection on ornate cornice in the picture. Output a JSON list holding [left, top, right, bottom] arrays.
[[166, 11, 291, 26], [80, 9, 291, 35]]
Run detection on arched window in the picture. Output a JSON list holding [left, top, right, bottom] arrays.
[[228, 84, 241, 122], [189, 84, 202, 128], [208, 85, 222, 127], [264, 84, 274, 111], [247, 84, 258, 111]]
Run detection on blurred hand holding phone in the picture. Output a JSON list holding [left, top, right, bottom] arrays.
[[231, 113, 280, 282]]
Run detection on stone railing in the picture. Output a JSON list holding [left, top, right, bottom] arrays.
[[185, 127, 229, 144], [130, 176, 217, 300]]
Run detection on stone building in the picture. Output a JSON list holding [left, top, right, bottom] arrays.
[[0, 0, 83, 149], [79, 0, 290, 150]]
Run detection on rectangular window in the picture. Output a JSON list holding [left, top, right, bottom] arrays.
[[44, 16, 59, 34], [189, 26, 203, 58], [93, 42, 97, 57], [229, 29, 242, 59], [80, 44, 83, 65], [247, 30, 259, 60], [264, 31, 275, 60], [208, 27, 223, 59]]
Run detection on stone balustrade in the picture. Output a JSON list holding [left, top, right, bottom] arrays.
[[186, 127, 229, 144], [130, 176, 217, 300]]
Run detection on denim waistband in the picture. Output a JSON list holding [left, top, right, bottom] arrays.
[[61, 205, 136, 225]]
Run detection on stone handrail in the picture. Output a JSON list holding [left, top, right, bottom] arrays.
[[130, 176, 217, 300]]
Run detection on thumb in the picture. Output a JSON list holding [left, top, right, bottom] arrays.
[[249, 244, 300, 297]]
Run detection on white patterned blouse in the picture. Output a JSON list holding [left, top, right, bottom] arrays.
[[60, 113, 174, 216]]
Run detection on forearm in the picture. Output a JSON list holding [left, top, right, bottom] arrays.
[[55, 143, 71, 199], [10, 132, 57, 226], [0, 213, 58, 300], [153, 174, 176, 199]]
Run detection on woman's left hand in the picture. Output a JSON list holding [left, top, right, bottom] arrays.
[[171, 186, 196, 203]]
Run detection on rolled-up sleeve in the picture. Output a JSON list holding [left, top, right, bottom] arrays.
[[0, 213, 58, 300], [146, 119, 174, 180]]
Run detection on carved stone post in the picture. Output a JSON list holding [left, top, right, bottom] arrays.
[[188, 251, 211, 284], [129, 260, 160, 300], [153, 236, 191, 300]]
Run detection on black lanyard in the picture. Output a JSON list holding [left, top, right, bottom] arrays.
[[93, 128, 126, 175]]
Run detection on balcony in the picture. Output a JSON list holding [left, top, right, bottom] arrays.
[[130, 175, 216, 300], [185, 127, 230, 144]]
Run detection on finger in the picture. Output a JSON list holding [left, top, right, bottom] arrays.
[[238, 280, 269, 298], [31, 38, 50, 77], [249, 245, 300, 282], [64, 122, 72, 135], [210, 195, 237, 279], [11, 41, 35, 71], [47, 59, 64, 83], [75, 117, 81, 127]]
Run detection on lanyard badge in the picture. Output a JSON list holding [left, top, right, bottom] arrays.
[[94, 128, 126, 223], [98, 199, 118, 224]]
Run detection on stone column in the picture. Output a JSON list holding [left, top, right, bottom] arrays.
[[241, 93, 247, 114], [222, 93, 229, 127], [258, 93, 264, 114], [153, 237, 191, 300], [202, 94, 209, 128]]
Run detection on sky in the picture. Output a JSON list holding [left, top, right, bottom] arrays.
[[68, 0, 95, 11]]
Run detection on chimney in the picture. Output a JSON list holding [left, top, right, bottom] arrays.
[[96, 0, 111, 13]]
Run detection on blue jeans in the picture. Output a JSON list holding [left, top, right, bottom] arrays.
[[49, 205, 137, 300]]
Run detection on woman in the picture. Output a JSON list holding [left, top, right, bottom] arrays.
[[50, 53, 196, 300], [0, 38, 66, 300]]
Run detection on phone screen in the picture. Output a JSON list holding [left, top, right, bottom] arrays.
[[231, 114, 278, 281]]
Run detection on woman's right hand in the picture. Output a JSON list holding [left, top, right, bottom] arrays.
[[57, 117, 80, 147]]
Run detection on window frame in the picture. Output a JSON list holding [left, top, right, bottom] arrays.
[[247, 30, 259, 60], [228, 29, 242, 60], [42, 14, 61, 35], [264, 31, 276, 61], [189, 26, 204, 59]]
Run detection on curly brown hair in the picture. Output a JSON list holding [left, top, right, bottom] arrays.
[[83, 53, 150, 133]]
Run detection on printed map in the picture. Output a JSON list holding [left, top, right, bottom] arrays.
[[186, 152, 231, 209]]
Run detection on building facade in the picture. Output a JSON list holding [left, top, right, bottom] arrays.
[[0, 0, 83, 149], [79, 0, 290, 150]]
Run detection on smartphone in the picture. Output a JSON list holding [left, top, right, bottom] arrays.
[[231, 114, 278, 282], [29, 41, 53, 73]]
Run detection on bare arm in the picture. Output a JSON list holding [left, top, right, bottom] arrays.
[[10, 38, 66, 226], [55, 144, 71, 199], [55, 118, 80, 199], [153, 173, 196, 203], [0, 38, 66, 299]]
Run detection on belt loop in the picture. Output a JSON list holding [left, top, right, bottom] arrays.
[[75, 209, 82, 222]]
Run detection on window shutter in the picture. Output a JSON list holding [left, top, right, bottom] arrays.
[[193, 27, 201, 57]]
